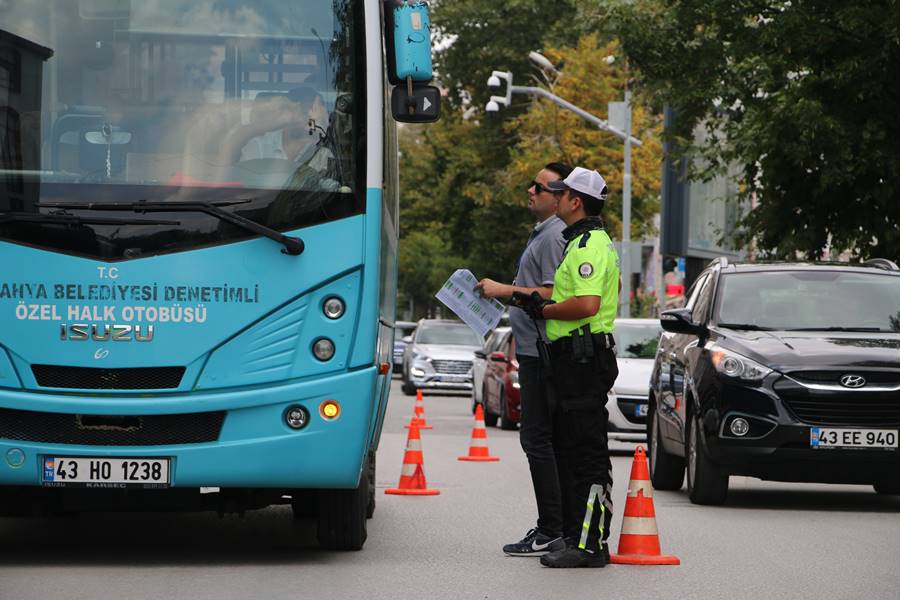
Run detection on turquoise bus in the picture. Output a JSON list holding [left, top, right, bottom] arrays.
[[0, 0, 436, 550]]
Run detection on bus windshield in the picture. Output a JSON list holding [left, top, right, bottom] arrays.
[[0, 0, 362, 259]]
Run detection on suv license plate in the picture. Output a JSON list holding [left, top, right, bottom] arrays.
[[42, 457, 171, 487], [810, 428, 898, 450]]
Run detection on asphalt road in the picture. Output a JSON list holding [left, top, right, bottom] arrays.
[[1, 379, 899, 600]]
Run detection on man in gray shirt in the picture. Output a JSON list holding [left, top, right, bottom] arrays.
[[475, 162, 571, 556]]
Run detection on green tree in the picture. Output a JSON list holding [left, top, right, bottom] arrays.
[[399, 35, 665, 312], [398, 230, 462, 317], [430, 0, 578, 108], [502, 35, 662, 242], [607, 0, 900, 259]]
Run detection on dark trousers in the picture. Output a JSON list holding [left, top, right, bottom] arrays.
[[517, 354, 563, 537], [550, 346, 618, 550]]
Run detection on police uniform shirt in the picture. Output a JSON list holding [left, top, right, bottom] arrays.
[[509, 216, 567, 357], [546, 228, 620, 341]]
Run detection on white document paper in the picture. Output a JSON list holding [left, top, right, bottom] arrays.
[[435, 269, 505, 338]]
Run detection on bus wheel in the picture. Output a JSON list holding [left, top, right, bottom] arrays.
[[316, 461, 369, 550], [366, 451, 376, 519]]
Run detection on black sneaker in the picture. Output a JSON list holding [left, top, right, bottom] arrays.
[[502, 528, 566, 556], [539, 544, 609, 568]]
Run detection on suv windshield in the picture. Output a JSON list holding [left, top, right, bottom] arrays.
[[614, 322, 661, 358], [417, 324, 482, 346], [0, 0, 361, 259], [717, 270, 900, 332]]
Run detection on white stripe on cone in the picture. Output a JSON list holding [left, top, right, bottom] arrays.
[[620, 516, 659, 536], [628, 479, 653, 497], [407, 439, 422, 451]]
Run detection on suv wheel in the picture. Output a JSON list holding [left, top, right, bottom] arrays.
[[401, 371, 417, 396], [648, 402, 685, 490], [686, 410, 729, 505]]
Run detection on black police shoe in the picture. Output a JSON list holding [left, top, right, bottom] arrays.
[[502, 528, 566, 556], [539, 544, 610, 568]]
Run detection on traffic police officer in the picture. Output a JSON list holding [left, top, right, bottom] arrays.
[[515, 166, 619, 568]]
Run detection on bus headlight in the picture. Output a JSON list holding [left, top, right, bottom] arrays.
[[313, 338, 335, 361], [284, 405, 310, 430], [323, 297, 345, 319]]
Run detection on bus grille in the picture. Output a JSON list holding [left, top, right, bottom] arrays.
[[431, 360, 472, 375], [32, 365, 186, 390], [0, 408, 225, 446]]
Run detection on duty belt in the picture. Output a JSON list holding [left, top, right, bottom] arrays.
[[550, 328, 615, 360]]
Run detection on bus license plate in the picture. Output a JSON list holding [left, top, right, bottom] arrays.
[[810, 428, 898, 450], [42, 457, 171, 487]]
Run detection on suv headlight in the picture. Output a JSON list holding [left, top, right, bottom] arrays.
[[709, 345, 773, 382]]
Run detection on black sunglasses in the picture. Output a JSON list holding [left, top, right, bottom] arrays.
[[527, 180, 561, 194]]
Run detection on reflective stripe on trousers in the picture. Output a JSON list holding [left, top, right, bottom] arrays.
[[578, 480, 613, 550]]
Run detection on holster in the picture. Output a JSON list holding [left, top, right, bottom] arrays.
[[537, 339, 552, 371]]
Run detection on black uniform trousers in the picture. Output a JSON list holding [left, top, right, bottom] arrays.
[[549, 344, 618, 550], [516, 354, 563, 537]]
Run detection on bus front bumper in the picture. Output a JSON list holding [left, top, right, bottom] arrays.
[[0, 368, 378, 489]]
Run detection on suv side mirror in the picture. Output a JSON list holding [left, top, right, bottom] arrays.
[[660, 308, 707, 336]]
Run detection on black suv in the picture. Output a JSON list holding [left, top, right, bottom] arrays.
[[648, 258, 900, 504]]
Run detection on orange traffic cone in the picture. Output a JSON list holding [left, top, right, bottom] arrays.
[[404, 389, 433, 430], [610, 446, 680, 565], [385, 418, 440, 496], [458, 404, 500, 462]]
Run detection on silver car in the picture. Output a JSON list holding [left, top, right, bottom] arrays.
[[607, 318, 663, 442], [401, 319, 484, 396], [392, 320, 417, 372]]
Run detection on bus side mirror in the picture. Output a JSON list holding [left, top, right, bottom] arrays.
[[391, 85, 440, 123], [385, 1, 441, 123], [385, 1, 433, 85]]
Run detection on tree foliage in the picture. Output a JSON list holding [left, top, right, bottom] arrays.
[[607, 0, 900, 259], [398, 33, 664, 318], [502, 35, 662, 241], [430, 0, 578, 108]]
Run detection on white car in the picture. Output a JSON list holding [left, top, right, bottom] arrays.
[[606, 318, 663, 442], [471, 326, 511, 412]]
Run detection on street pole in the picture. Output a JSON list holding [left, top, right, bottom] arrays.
[[621, 90, 632, 319]]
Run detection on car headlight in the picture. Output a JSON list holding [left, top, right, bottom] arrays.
[[709, 345, 772, 382]]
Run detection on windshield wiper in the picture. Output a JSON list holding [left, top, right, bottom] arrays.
[[36, 200, 304, 256], [717, 323, 776, 331], [0, 211, 179, 227], [784, 326, 886, 332]]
